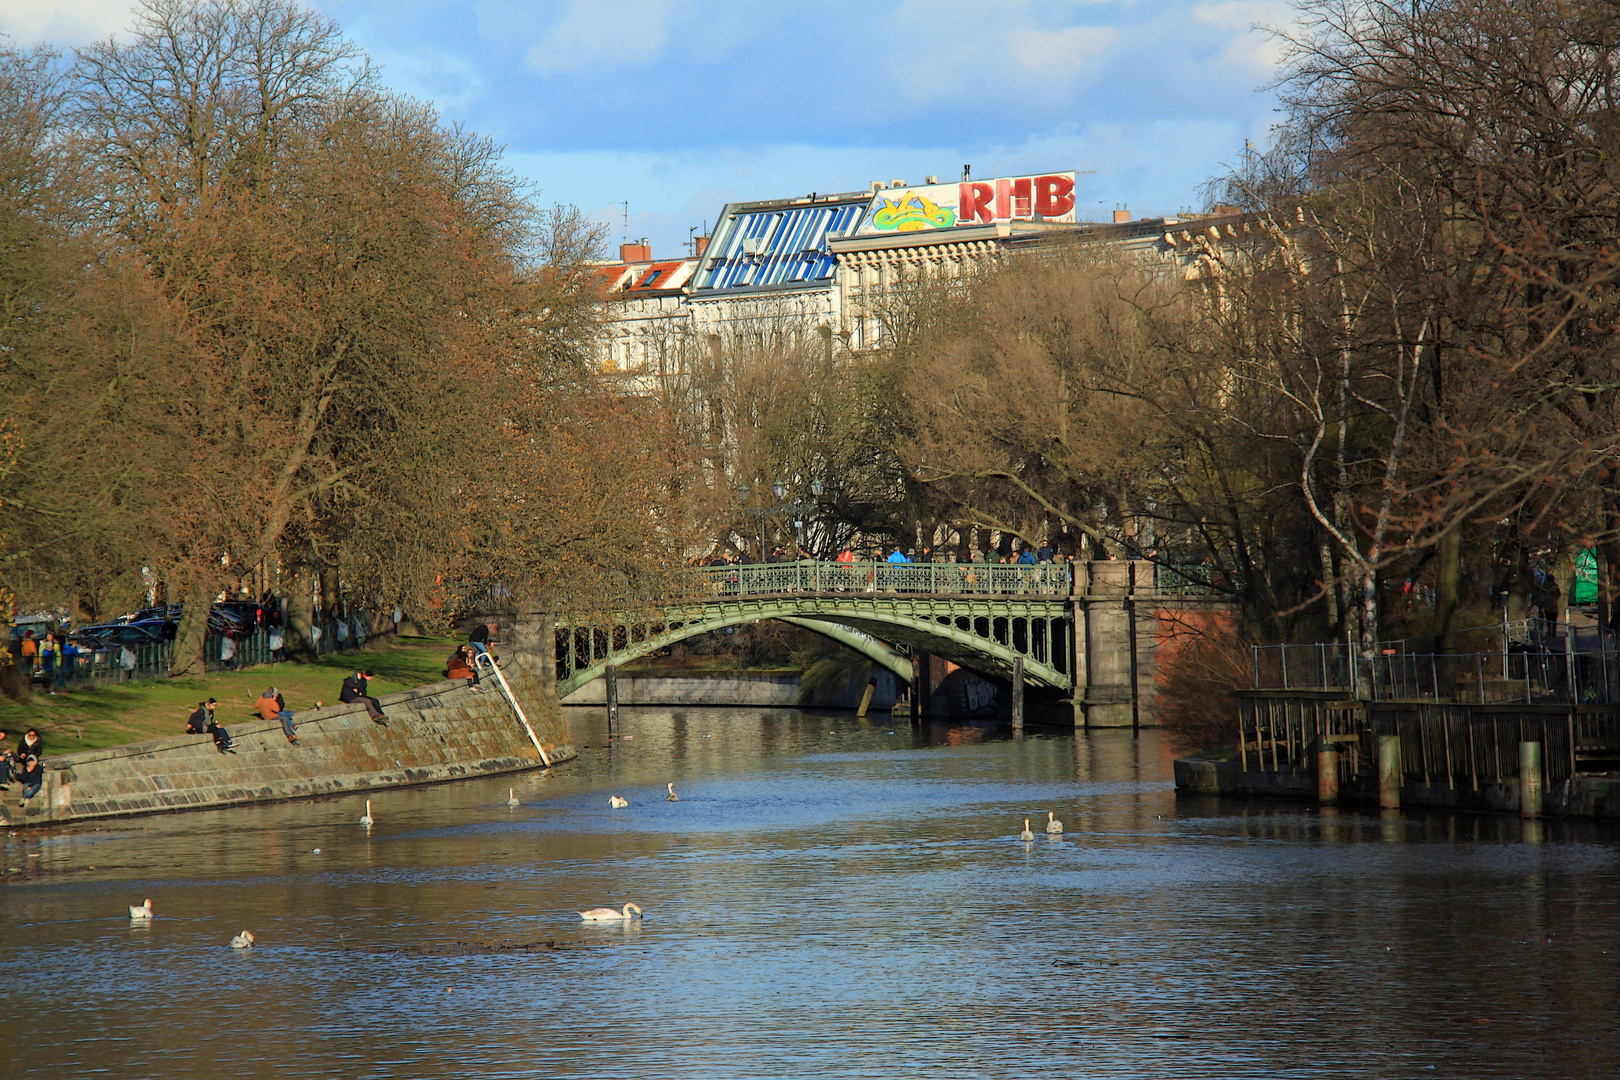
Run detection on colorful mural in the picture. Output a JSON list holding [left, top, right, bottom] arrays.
[[855, 172, 1077, 235], [869, 191, 957, 232]]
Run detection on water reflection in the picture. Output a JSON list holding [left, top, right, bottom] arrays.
[[3, 707, 1618, 1078]]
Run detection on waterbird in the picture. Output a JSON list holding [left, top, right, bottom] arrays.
[[609, 795, 629, 808], [1046, 810, 1063, 835], [230, 930, 255, 949], [129, 898, 153, 920], [579, 903, 643, 921], [1019, 818, 1035, 842], [667, 782, 679, 802], [359, 799, 374, 826], [507, 788, 520, 807]]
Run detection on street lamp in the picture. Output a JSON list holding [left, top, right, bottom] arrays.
[[735, 476, 827, 562]]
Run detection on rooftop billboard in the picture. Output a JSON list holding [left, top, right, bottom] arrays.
[[855, 173, 1076, 235]]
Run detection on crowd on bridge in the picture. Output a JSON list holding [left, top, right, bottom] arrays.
[[696, 541, 1079, 567]]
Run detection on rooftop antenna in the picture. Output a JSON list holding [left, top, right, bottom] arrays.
[[621, 200, 628, 243], [688, 224, 698, 255]]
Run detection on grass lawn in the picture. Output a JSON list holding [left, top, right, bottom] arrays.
[[0, 635, 461, 753]]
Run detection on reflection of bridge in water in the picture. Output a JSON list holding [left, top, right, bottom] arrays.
[[536, 560, 1226, 728]]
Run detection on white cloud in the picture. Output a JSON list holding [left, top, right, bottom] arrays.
[[525, 0, 677, 74], [884, 0, 1118, 104], [1192, 1, 1297, 74], [0, 0, 131, 45]]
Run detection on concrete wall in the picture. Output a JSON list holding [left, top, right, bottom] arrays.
[[560, 669, 901, 709], [7, 662, 574, 827]]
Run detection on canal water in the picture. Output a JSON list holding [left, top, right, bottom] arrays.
[[3, 708, 1618, 1078]]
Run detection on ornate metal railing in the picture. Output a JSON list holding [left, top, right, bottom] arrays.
[[687, 560, 1074, 598]]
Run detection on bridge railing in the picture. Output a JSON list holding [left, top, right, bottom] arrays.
[[688, 560, 1073, 598]]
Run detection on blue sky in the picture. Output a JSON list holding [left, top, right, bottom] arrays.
[[1, 0, 1294, 258]]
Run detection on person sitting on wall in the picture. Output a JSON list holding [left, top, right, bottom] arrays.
[[18, 728, 43, 761], [18, 755, 42, 802], [0, 730, 12, 789], [467, 622, 491, 658], [187, 699, 216, 734], [257, 687, 299, 744], [206, 716, 235, 754], [446, 646, 476, 684], [341, 670, 386, 723]]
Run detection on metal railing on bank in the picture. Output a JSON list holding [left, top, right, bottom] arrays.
[[1252, 639, 1620, 706]]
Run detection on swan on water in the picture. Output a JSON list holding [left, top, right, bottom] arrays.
[[1046, 810, 1063, 835], [609, 795, 629, 808], [507, 788, 520, 807], [129, 899, 153, 920], [579, 903, 643, 921], [667, 783, 679, 802], [359, 799, 374, 826], [1019, 818, 1035, 842], [230, 930, 255, 949]]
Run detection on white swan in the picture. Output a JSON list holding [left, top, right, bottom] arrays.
[[667, 782, 679, 802], [507, 788, 520, 807], [609, 795, 628, 808], [230, 930, 255, 949], [1046, 810, 1063, 835], [359, 799, 374, 826], [129, 898, 153, 920], [1019, 818, 1034, 842], [579, 903, 643, 921]]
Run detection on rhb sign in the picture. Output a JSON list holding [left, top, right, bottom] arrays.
[[858, 172, 1076, 235]]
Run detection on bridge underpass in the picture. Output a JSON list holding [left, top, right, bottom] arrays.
[[504, 560, 1227, 728]]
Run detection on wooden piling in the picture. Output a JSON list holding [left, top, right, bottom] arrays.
[[1519, 740, 1543, 818], [856, 677, 877, 719], [1377, 734, 1401, 809], [1011, 657, 1025, 731], [605, 664, 619, 735], [1317, 746, 1339, 805]]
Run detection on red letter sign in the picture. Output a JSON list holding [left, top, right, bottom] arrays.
[[1034, 175, 1075, 218]]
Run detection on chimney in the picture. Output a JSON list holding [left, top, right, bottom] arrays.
[[1113, 206, 1131, 224], [693, 235, 710, 258], [620, 241, 651, 263]]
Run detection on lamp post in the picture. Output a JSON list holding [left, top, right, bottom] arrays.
[[737, 477, 824, 562]]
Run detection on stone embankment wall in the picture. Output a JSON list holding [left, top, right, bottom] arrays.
[[7, 661, 573, 827], [559, 669, 901, 709]]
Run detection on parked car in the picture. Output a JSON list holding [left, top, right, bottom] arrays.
[[71, 624, 165, 650]]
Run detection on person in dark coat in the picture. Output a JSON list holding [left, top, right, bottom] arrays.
[[206, 717, 234, 754], [19, 755, 43, 800], [468, 623, 491, 657], [17, 729, 43, 761], [341, 670, 386, 722], [187, 700, 215, 734]]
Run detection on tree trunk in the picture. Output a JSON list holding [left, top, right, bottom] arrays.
[[167, 578, 211, 678], [1436, 526, 1461, 654], [287, 564, 318, 660]]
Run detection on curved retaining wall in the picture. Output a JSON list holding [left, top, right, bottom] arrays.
[[5, 662, 573, 827]]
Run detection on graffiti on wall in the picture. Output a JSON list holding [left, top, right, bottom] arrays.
[[858, 172, 1077, 234]]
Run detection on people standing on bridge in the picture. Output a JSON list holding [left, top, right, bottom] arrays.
[[836, 548, 854, 564], [886, 548, 910, 564], [1016, 546, 1037, 566], [341, 670, 387, 723], [1037, 542, 1054, 564]]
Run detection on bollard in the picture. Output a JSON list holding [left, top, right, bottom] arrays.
[[605, 664, 619, 736], [1011, 657, 1025, 732], [1519, 741, 1543, 819], [1317, 745, 1339, 806], [1377, 734, 1401, 809], [856, 677, 877, 719]]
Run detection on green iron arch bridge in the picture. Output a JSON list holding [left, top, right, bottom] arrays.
[[551, 561, 1218, 713]]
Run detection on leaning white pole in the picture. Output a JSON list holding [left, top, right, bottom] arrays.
[[475, 652, 552, 766]]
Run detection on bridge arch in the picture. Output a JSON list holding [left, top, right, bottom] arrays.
[[555, 594, 1072, 698]]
